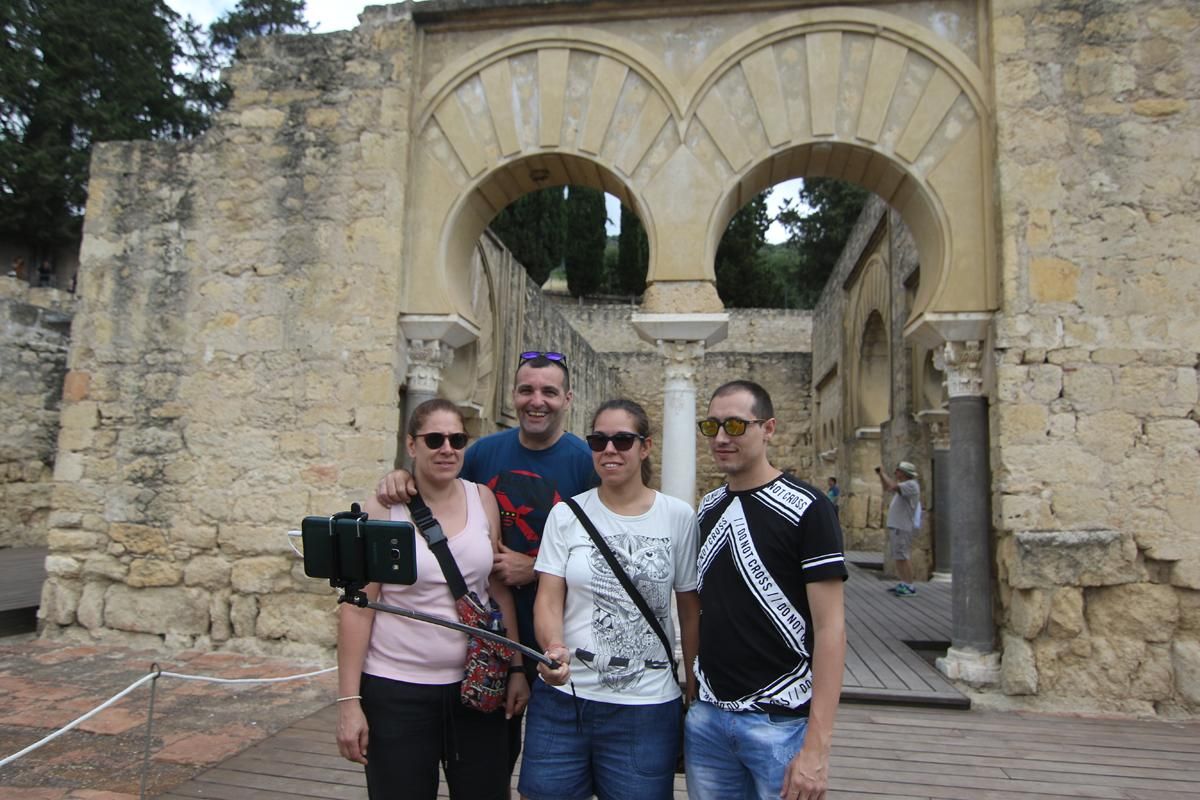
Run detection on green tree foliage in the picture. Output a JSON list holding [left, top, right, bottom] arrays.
[[564, 186, 607, 298], [777, 178, 869, 307], [209, 0, 312, 55], [0, 0, 310, 259], [488, 187, 565, 286], [714, 191, 777, 307], [0, 0, 205, 254], [614, 204, 648, 297]]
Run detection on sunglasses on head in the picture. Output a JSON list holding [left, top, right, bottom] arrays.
[[585, 432, 645, 452], [697, 417, 767, 437], [415, 432, 469, 450], [519, 351, 567, 367]]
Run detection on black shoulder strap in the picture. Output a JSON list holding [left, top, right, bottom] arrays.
[[562, 496, 678, 676], [408, 493, 469, 600]]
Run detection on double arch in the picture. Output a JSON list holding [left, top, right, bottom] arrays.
[[402, 6, 997, 341]]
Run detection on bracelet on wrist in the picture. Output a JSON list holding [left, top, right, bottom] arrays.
[[336, 695, 362, 703], [508, 664, 526, 676]]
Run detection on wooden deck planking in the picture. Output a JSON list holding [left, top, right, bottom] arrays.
[[839, 561, 965, 706], [0, 546, 47, 611], [159, 702, 1200, 799]]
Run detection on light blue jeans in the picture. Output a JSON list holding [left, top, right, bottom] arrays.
[[684, 699, 810, 800]]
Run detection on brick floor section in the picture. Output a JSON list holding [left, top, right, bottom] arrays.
[[0, 637, 336, 797]]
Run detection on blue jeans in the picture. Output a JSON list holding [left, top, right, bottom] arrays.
[[684, 700, 810, 800], [518, 678, 680, 800]]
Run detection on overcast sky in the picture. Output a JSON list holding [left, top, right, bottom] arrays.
[[165, 0, 797, 241]]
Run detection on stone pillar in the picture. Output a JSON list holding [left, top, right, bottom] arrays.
[[630, 313, 729, 506], [919, 413, 952, 581], [659, 341, 705, 504], [398, 314, 479, 467], [936, 339, 999, 684]]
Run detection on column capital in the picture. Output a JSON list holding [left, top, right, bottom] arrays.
[[631, 312, 729, 348], [942, 340, 985, 398], [659, 339, 706, 383], [405, 339, 454, 395]]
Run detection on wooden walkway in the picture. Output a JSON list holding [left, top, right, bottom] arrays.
[[159, 700, 1200, 799], [0, 547, 46, 612], [840, 554, 966, 708]]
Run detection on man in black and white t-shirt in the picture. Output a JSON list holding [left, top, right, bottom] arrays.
[[685, 380, 847, 800]]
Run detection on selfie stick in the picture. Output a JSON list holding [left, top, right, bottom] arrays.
[[339, 591, 560, 669]]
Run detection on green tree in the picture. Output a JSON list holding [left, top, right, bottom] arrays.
[[488, 187, 565, 286], [777, 178, 869, 307], [209, 0, 312, 56], [614, 205, 648, 297], [714, 190, 776, 307], [564, 186, 607, 298], [0, 0, 205, 257]]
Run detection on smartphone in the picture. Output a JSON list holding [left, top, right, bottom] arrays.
[[301, 516, 417, 585]]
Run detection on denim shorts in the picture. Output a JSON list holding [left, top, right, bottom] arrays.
[[518, 678, 680, 800], [684, 699, 810, 800]]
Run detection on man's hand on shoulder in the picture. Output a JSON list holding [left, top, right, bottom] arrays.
[[493, 543, 536, 587], [375, 469, 416, 506]]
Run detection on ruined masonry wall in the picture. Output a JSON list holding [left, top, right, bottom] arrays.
[[991, 0, 1200, 714], [41, 23, 422, 657], [0, 280, 74, 548]]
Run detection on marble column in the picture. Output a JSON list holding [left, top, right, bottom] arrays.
[[659, 341, 706, 504], [936, 339, 999, 684], [630, 313, 729, 506]]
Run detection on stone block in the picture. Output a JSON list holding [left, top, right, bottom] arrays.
[[109, 523, 170, 556], [1047, 588, 1085, 638], [39, 579, 81, 626], [230, 556, 293, 594], [231, 594, 257, 638], [1008, 588, 1048, 638], [1001, 634, 1037, 695], [185, 556, 233, 588], [1006, 530, 1141, 589], [256, 593, 338, 647], [104, 585, 209, 635], [1173, 639, 1200, 707], [1132, 643, 1173, 701], [1029, 258, 1079, 303], [1075, 410, 1141, 464], [83, 554, 128, 581], [1180, 590, 1200, 633], [1085, 584, 1179, 642], [1174, 561, 1200, 591], [127, 558, 183, 588], [77, 581, 106, 630], [45, 555, 81, 578]]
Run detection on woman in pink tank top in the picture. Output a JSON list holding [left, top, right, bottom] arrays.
[[335, 399, 529, 799]]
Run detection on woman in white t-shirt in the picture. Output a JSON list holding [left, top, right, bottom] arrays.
[[335, 398, 529, 799], [519, 399, 700, 800]]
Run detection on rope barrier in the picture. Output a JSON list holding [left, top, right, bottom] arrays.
[[0, 662, 337, 774]]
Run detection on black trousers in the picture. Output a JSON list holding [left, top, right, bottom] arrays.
[[360, 673, 509, 800]]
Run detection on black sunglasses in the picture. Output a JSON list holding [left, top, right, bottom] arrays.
[[415, 432, 469, 450], [697, 417, 767, 437], [585, 432, 645, 452], [519, 351, 567, 368]]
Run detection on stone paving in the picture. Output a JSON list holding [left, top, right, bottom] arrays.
[[0, 636, 336, 799]]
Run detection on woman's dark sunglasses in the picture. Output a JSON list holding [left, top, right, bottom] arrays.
[[586, 432, 645, 452], [697, 417, 766, 437], [415, 432, 469, 450]]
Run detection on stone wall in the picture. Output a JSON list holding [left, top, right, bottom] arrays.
[[990, 0, 1200, 714], [0, 280, 74, 548], [811, 197, 936, 575], [553, 302, 814, 495], [38, 11, 613, 652]]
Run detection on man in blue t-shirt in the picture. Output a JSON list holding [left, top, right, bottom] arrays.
[[375, 352, 596, 770]]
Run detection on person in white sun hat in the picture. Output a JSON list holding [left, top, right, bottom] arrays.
[[876, 461, 922, 597]]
